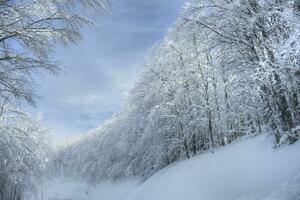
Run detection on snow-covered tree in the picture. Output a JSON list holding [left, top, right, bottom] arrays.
[[0, 108, 50, 200], [0, 0, 108, 105], [182, 0, 300, 143], [50, 0, 300, 185], [0, 0, 108, 199]]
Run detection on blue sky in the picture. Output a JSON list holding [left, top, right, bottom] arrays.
[[29, 0, 185, 140]]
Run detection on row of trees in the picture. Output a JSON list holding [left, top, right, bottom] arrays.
[[0, 0, 106, 199], [51, 0, 300, 184]]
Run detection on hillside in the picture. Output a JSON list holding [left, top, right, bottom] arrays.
[[124, 135, 300, 200], [40, 135, 300, 200]]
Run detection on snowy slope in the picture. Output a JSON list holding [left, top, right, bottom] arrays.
[[124, 135, 300, 200], [40, 135, 300, 200]]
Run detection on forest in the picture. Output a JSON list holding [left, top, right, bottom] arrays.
[[0, 0, 300, 200]]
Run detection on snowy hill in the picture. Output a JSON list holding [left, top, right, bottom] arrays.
[[124, 135, 300, 200], [40, 135, 300, 200]]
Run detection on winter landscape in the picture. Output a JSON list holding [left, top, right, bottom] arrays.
[[1, 0, 300, 200]]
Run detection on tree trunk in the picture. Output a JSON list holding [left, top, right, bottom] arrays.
[[192, 133, 197, 156], [183, 138, 190, 159], [208, 111, 214, 150]]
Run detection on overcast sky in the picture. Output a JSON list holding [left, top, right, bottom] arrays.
[[29, 0, 185, 140]]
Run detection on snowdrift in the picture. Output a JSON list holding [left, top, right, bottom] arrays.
[[124, 135, 300, 200]]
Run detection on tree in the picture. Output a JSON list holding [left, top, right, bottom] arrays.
[[182, 0, 300, 144], [0, 0, 108, 199], [0, 108, 50, 200], [0, 0, 108, 105], [48, 0, 300, 186]]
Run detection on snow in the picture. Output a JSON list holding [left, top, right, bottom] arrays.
[[40, 135, 300, 200], [124, 135, 300, 200], [38, 178, 138, 200]]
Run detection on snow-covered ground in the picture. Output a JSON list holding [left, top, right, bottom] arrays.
[[125, 135, 300, 200], [40, 135, 300, 200], [38, 178, 138, 200]]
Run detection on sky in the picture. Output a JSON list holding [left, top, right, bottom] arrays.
[[29, 0, 185, 140]]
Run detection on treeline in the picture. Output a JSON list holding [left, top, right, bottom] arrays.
[[0, 0, 106, 199], [50, 0, 300, 183]]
